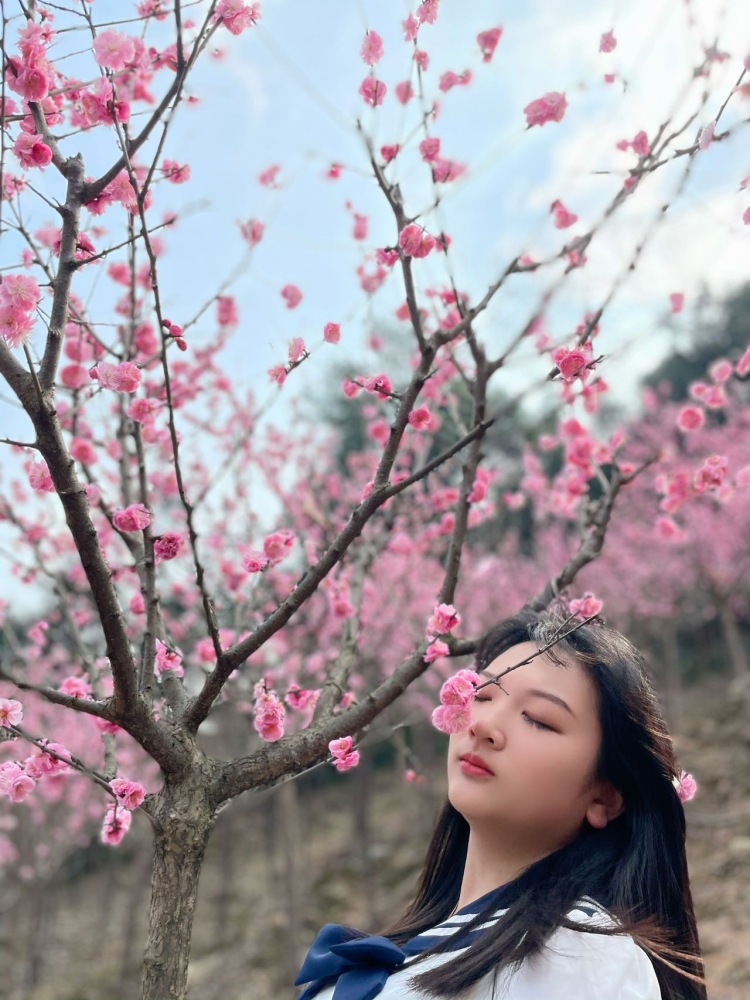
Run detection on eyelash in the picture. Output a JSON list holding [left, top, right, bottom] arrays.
[[473, 695, 553, 732]]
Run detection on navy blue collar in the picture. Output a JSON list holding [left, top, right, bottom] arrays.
[[294, 882, 516, 1000]]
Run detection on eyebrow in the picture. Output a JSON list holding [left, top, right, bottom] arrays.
[[480, 672, 575, 717]]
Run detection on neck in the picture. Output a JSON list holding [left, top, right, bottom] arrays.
[[453, 825, 551, 912]]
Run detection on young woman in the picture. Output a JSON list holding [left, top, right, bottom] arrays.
[[294, 610, 706, 1000]]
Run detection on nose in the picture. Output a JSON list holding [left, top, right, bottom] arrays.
[[467, 707, 506, 748]]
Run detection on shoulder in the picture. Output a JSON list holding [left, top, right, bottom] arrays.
[[511, 900, 661, 999], [464, 900, 662, 1000]]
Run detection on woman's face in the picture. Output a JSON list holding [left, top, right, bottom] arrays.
[[447, 641, 618, 850]]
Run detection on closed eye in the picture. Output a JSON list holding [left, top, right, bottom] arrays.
[[523, 712, 554, 731]]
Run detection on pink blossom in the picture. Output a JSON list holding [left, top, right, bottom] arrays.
[[439, 670, 480, 706], [254, 690, 286, 742], [673, 770, 697, 803], [632, 130, 650, 156], [694, 455, 727, 493], [70, 437, 97, 465], [553, 347, 588, 382], [238, 218, 265, 246], [676, 406, 705, 432], [569, 593, 603, 619], [408, 405, 432, 430], [25, 741, 71, 777], [736, 466, 750, 488], [360, 30, 384, 66], [477, 27, 502, 62], [698, 123, 715, 150], [110, 778, 146, 810], [155, 640, 184, 677], [669, 292, 685, 314], [416, 0, 439, 25], [0, 304, 34, 349], [656, 516, 686, 542], [288, 337, 306, 362], [329, 736, 360, 772], [359, 76, 387, 107], [743, 207, 750, 226], [89, 361, 141, 393], [242, 549, 269, 573], [268, 364, 287, 385], [363, 374, 392, 398], [523, 91, 568, 127], [161, 159, 191, 183], [415, 50, 429, 71], [0, 274, 40, 312], [323, 322, 341, 344], [550, 199, 578, 229], [599, 30, 617, 52], [402, 13, 419, 41], [12, 132, 52, 169], [424, 639, 450, 664], [0, 698, 23, 728], [213, 0, 261, 35], [281, 284, 302, 309], [399, 223, 435, 258], [154, 532, 184, 561], [352, 213, 368, 240], [709, 358, 733, 384], [736, 345, 750, 377], [128, 397, 160, 422], [59, 676, 92, 699], [113, 503, 151, 532], [427, 602, 461, 637], [258, 164, 281, 187], [263, 529, 295, 565], [0, 764, 36, 802], [28, 460, 54, 493], [419, 137, 441, 162], [101, 805, 132, 845], [93, 29, 136, 71], [395, 81, 413, 104], [431, 703, 471, 733], [381, 143, 400, 162]]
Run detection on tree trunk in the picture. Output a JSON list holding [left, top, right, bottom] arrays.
[[141, 772, 217, 1000], [717, 595, 749, 679]]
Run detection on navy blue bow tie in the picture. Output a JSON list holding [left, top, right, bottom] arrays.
[[295, 882, 520, 1000], [294, 924, 407, 1000]]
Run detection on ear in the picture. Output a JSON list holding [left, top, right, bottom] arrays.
[[585, 781, 624, 830]]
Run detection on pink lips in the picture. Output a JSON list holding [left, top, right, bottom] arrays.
[[459, 753, 494, 776]]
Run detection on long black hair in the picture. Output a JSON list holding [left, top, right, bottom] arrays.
[[378, 610, 706, 1000]]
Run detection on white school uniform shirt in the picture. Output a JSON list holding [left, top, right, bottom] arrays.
[[300, 898, 661, 1000]]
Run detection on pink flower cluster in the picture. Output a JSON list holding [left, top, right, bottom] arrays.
[[243, 528, 296, 574], [89, 361, 141, 392], [101, 805, 132, 846], [399, 223, 436, 258], [155, 639, 184, 677], [569, 593, 604, 619], [477, 27, 502, 62], [212, 0, 261, 35], [154, 531, 184, 561], [110, 777, 146, 810], [431, 669, 481, 734], [253, 682, 286, 742], [523, 91, 568, 127], [113, 503, 151, 532], [424, 602, 461, 663], [328, 736, 360, 772], [673, 770, 697, 803], [0, 274, 41, 349], [0, 737, 71, 804], [553, 345, 590, 383], [550, 199, 578, 229]]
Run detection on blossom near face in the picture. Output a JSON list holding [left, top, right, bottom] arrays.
[[448, 642, 618, 850]]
